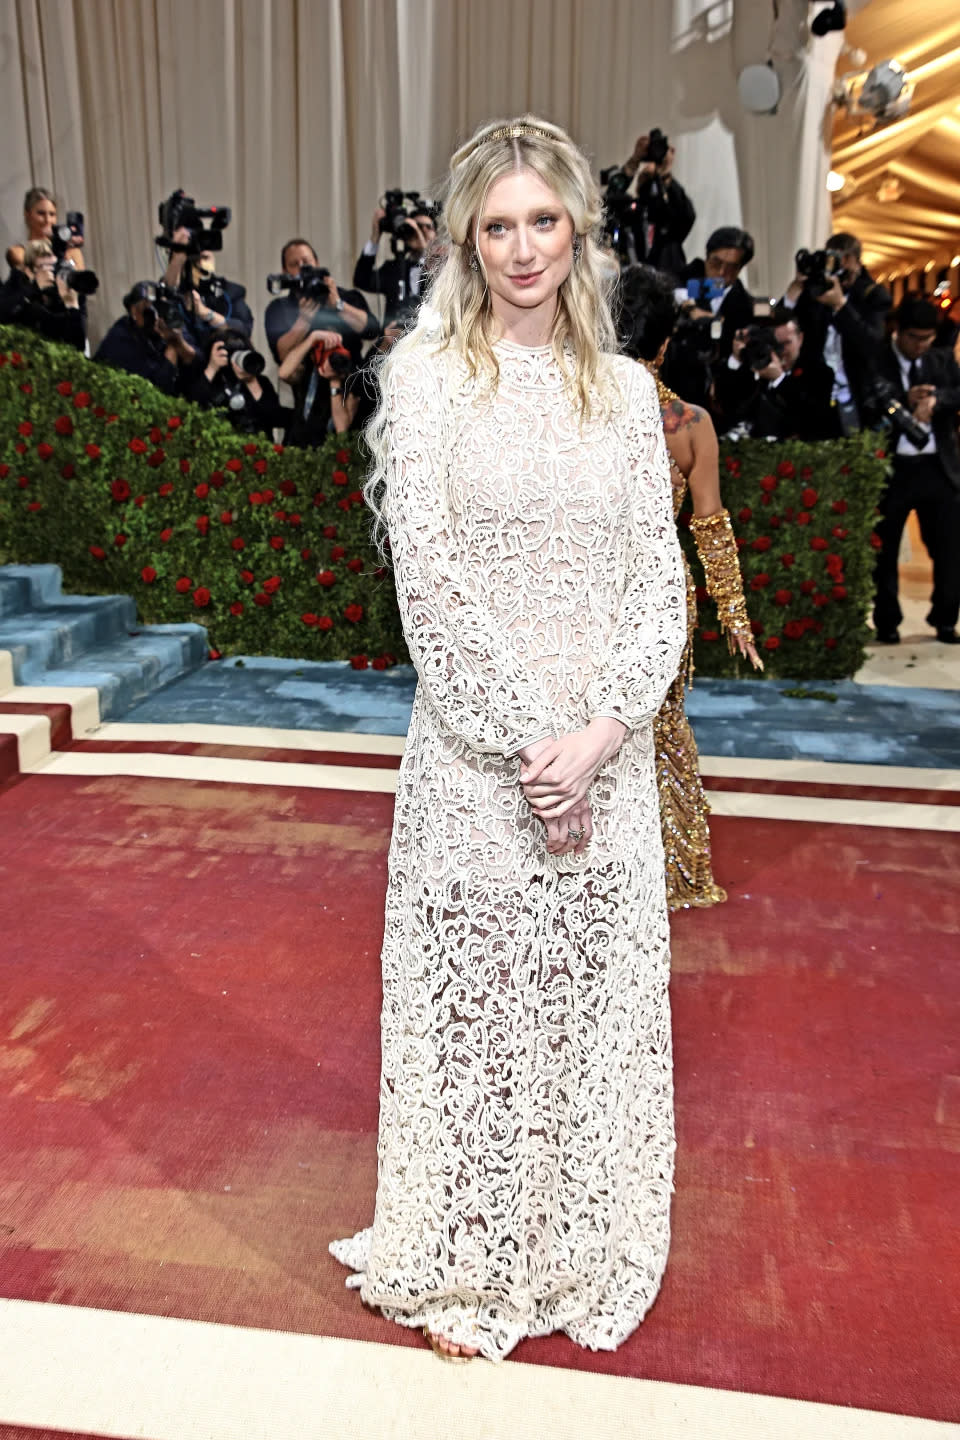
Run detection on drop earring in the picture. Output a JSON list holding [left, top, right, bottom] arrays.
[[469, 249, 480, 271], [572, 236, 582, 262]]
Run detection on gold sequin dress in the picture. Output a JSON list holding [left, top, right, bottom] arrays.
[[650, 374, 753, 911]]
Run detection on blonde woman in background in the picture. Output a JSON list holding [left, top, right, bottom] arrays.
[[332, 116, 687, 1362]]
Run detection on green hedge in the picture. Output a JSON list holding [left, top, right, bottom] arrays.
[[0, 326, 889, 678]]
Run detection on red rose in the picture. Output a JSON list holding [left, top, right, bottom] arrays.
[[323, 525, 337, 539], [85, 443, 102, 460], [158, 482, 174, 496], [175, 576, 192, 593], [240, 569, 254, 584], [780, 554, 795, 567], [826, 554, 844, 574], [248, 491, 264, 505], [18, 384, 32, 395], [289, 513, 302, 526], [196, 515, 210, 532], [302, 613, 319, 626], [332, 468, 349, 486], [301, 548, 312, 560], [831, 499, 848, 514], [262, 489, 275, 503], [350, 654, 369, 670], [26, 501, 42, 512], [94, 405, 106, 418], [810, 536, 829, 551], [832, 585, 847, 600], [160, 527, 174, 543], [750, 573, 770, 591], [253, 592, 271, 607], [317, 570, 336, 587], [764, 637, 781, 651], [318, 616, 334, 631], [0, 464, 8, 478], [37, 442, 54, 461], [56, 380, 72, 396], [796, 511, 811, 526], [225, 458, 243, 473], [14, 443, 26, 455], [89, 545, 106, 559], [210, 471, 225, 488], [17, 421, 33, 437], [16, 476, 28, 488], [280, 480, 297, 496], [129, 437, 148, 454], [700, 629, 719, 642], [336, 449, 350, 464], [193, 587, 211, 608], [869, 531, 883, 550], [230, 601, 244, 616], [801, 487, 818, 507], [738, 506, 752, 522], [777, 461, 796, 479], [759, 475, 777, 493], [61, 464, 75, 479], [831, 526, 848, 540], [168, 416, 182, 430], [800, 466, 812, 480], [111, 479, 132, 501], [799, 579, 816, 595], [735, 537, 746, 550], [724, 456, 741, 476], [330, 545, 346, 561], [262, 576, 282, 594], [269, 536, 284, 550], [134, 495, 145, 508], [54, 415, 74, 437], [813, 593, 830, 608], [150, 427, 163, 445], [751, 536, 772, 552], [774, 589, 792, 606], [141, 566, 157, 583], [208, 648, 222, 660], [114, 534, 127, 548], [769, 515, 781, 529], [370, 656, 386, 670], [347, 558, 364, 573], [349, 490, 364, 504], [253, 459, 268, 475], [344, 603, 364, 623], [875, 449, 886, 460], [784, 620, 804, 639], [243, 443, 258, 456], [273, 444, 285, 454], [825, 637, 838, 650], [220, 511, 233, 524], [337, 498, 350, 511], [195, 483, 210, 499], [314, 492, 327, 506], [146, 449, 165, 468], [231, 537, 246, 550]]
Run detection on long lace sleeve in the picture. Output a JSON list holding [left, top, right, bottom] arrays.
[[586, 364, 687, 729], [384, 349, 555, 756]]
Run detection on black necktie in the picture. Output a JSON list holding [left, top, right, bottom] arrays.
[[909, 358, 922, 388]]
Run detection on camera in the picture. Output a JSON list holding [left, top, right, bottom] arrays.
[[266, 265, 333, 304], [795, 246, 844, 298], [379, 190, 436, 255], [312, 339, 352, 378], [645, 127, 670, 167], [867, 376, 931, 450], [157, 189, 231, 254], [740, 324, 780, 372], [49, 213, 99, 295], [221, 330, 266, 379], [599, 167, 636, 257]]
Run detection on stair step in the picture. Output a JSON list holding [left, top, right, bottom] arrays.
[[0, 563, 64, 611], [0, 700, 74, 750], [27, 626, 209, 720], [0, 597, 141, 683], [0, 651, 12, 691], [0, 710, 51, 771], [0, 731, 18, 785]]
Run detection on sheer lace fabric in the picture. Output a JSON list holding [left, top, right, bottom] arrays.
[[330, 341, 687, 1361]]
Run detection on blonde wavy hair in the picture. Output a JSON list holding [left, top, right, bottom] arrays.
[[364, 114, 620, 537]]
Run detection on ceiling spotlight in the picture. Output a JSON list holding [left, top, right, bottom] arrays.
[[826, 171, 846, 192], [811, 2, 847, 38], [951, 255, 960, 268], [860, 59, 907, 116]]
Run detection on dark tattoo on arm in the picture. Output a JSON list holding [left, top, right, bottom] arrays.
[[661, 397, 702, 434]]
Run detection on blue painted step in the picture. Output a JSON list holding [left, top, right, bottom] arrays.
[[0, 563, 208, 720]]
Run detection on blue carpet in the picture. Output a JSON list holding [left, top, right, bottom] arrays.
[[122, 657, 960, 767]]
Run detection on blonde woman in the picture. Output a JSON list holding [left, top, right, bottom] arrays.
[[331, 116, 687, 1362]]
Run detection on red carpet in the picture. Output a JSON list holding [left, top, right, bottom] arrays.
[[0, 768, 957, 1421]]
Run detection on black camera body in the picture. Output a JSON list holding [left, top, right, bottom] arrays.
[[157, 189, 231, 254], [379, 190, 435, 255], [741, 324, 780, 373], [867, 376, 932, 451], [266, 265, 333, 305], [795, 246, 844, 298], [48, 212, 99, 295], [646, 127, 670, 167], [220, 330, 266, 379]]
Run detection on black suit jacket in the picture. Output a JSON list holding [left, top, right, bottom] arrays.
[[873, 342, 960, 490], [353, 251, 422, 319]]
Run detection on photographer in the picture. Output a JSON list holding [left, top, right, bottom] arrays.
[[95, 281, 197, 394], [188, 328, 289, 437], [277, 325, 360, 444], [620, 131, 695, 280], [663, 226, 755, 407], [264, 238, 377, 366], [161, 226, 254, 339], [867, 296, 960, 646], [0, 239, 86, 350], [716, 311, 834, 440], [353, 196, 437, 323], [779, 231, 890, 432]]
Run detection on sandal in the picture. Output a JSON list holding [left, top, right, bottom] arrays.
[[423, 1327, 479, 1363]]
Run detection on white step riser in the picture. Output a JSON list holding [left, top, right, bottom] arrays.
[[0, 712, 52, 771]]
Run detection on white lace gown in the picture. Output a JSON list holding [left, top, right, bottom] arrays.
[[330, 339, 687, 1361]]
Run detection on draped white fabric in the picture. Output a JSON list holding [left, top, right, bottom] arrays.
[[0, 0, 839, 344]]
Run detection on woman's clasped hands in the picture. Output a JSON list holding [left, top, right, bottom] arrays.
[[518, 718, 627, 858]]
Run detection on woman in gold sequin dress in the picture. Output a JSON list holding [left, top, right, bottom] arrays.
[[618, 266, 762, 910]]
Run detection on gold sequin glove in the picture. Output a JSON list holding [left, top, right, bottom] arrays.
[[689, 509, 752, 653]]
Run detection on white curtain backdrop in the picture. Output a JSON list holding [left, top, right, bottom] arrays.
[[0, 0, 841, 346]]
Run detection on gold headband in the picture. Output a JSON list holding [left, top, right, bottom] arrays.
[[486, 123, 553, 144]]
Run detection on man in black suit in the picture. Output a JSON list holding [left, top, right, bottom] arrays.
[[663, 226, 755, 407], [715, 311, 835, 440], [353, 203, 437, 324], [779, 231, 890, 434], [870, 296, 960, 645]]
